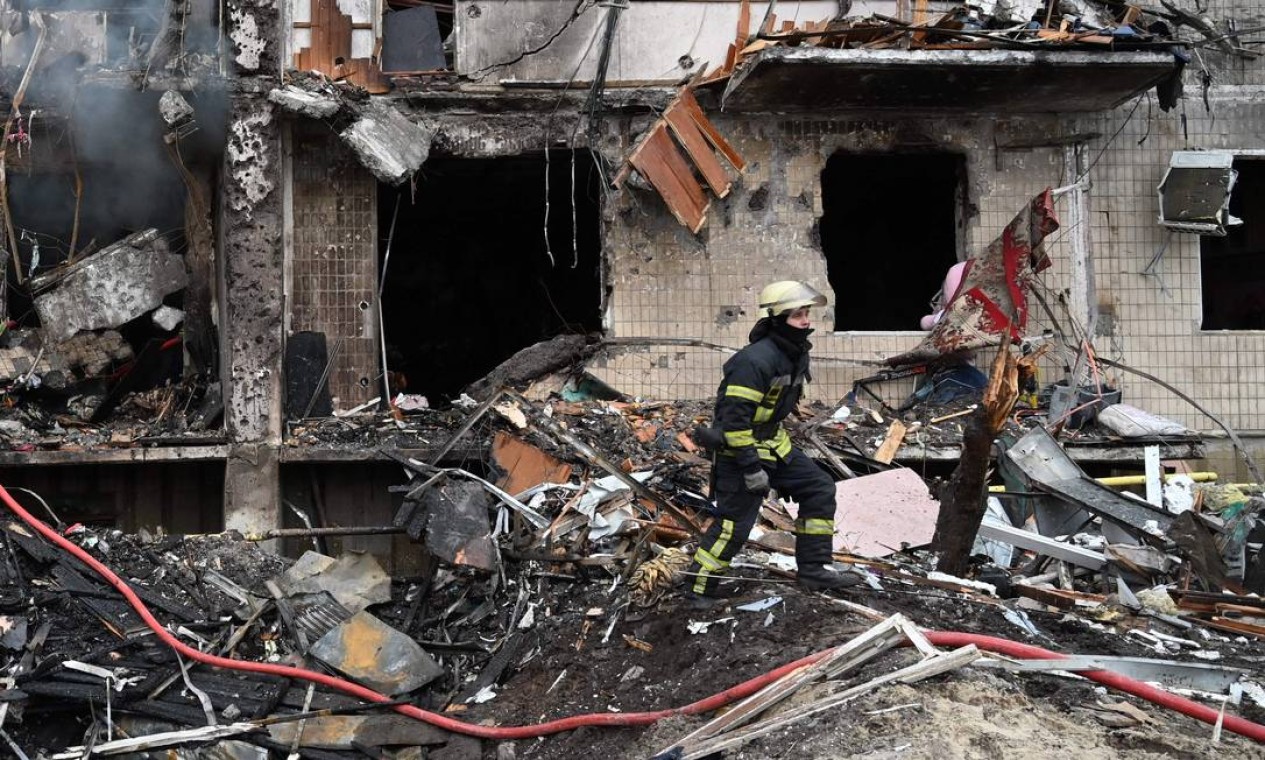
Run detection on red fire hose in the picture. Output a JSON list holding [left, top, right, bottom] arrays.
[[1, 483, 1262, 743]]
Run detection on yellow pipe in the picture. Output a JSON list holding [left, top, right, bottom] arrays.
[[988, 472, 1221, 493]]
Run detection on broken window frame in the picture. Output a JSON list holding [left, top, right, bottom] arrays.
[[1196, 151, 1265, 332], [819, 150, 970, 335]]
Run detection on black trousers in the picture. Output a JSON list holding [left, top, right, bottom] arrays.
[[689, 447, 837, 595]]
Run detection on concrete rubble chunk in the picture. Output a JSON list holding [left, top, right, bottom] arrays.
[[268, 85, 433, 184], [267, 85, 340, 119], [32, 229, 189, 343], [339, 100, 434, 185], [158, 90, 195, 127]]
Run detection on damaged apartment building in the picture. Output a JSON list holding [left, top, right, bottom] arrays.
[[0, 0, 1262, 562]]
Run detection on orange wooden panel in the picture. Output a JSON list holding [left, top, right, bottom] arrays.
[[736, 0, 750, 48], [328, 0, 353, 66], [665, 103, 730, 198], [629, 125, 708, 233], [678, 89, 746, 172], [491, 431, 574, 496]]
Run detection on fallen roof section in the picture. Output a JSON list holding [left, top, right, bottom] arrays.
[[719, 48, 1177, 113]]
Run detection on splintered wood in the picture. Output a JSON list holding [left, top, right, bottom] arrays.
[[616, 89, 744, 234], [873, 420, 908, 464], [659, 615, 980, 759], [293, 0, 389, 93]]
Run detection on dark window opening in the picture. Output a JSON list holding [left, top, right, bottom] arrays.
[[379, 151, 603, 402], [819, 153, 964, 331], [1201, 158, 1265, 330]]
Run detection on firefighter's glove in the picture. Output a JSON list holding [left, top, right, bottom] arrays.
[[743, 467, 770, 495]]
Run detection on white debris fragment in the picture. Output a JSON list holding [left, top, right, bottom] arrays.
[[687, 617, 734, 635], [927, 571, 997, 596], [493, 401, 528, 429], [1163, 475, 1196, 514], [765, 553, 798, 573], [393, 393, 429, 411], [736, 596, 782, 613], [1070, 533, 1106, 551], [517, 604, 536, 630], [1231, 681, 1265, 708], [1002, 608, 1043, 638], [468, 685, 497, 704], [152, 305, 185, 331], [547, 669, 568, 693]]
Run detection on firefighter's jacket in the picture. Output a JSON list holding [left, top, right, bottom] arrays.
[[714, 335, 809, 469]]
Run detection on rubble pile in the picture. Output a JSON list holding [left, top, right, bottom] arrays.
[[3, 365, 1263, 757], [698, 0, 1192, 88]]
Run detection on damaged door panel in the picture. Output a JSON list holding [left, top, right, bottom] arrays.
[[290, 0, 389, 93]]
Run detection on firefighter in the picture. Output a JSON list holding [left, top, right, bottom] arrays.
[[687, 280, 862, 605]]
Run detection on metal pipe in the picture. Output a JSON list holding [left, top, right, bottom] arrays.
[[236, 526, 404, 541], [987, 472, 1221, 492]]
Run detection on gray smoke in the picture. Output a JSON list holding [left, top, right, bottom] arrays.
[[5, 0, 228, 284]]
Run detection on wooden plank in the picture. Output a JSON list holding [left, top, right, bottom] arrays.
[[736, 0, 750, 49], [873, 420, 907, 464], [311, 0, 329, 73], [328, 0, 353, 71], [652, 127, 711, 232], [665, 104, 730, 197], [664, 615, 911, 756], [678, 89, 746, 171], [684, 646, 979, 758], [628, 125, 708, 233], [1203, 617, 1265, 639]]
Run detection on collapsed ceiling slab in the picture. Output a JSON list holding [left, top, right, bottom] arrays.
[[719, 48, 1178, 113], [269, 83, 433, 185], [31, 229, 188, 344]]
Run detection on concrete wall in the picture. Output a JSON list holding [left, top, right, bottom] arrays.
[[591, 112, 1065, 405], [590, 91, 1265, 436], [286, 124, 380, 410], [454, 0, 842, 82], [292, 0, 1265, 447]]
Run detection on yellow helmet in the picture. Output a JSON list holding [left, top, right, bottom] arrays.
[[758, 281, 827, 317]]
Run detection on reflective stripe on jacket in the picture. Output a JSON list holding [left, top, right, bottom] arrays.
[[714, 336, 809, 467]]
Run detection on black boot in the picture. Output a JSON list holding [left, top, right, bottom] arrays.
[[797, 563, 864, 591], [794, 532, 858, 592]]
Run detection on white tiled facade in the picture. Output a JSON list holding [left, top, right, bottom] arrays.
[[591, 0, 1265, 462]]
